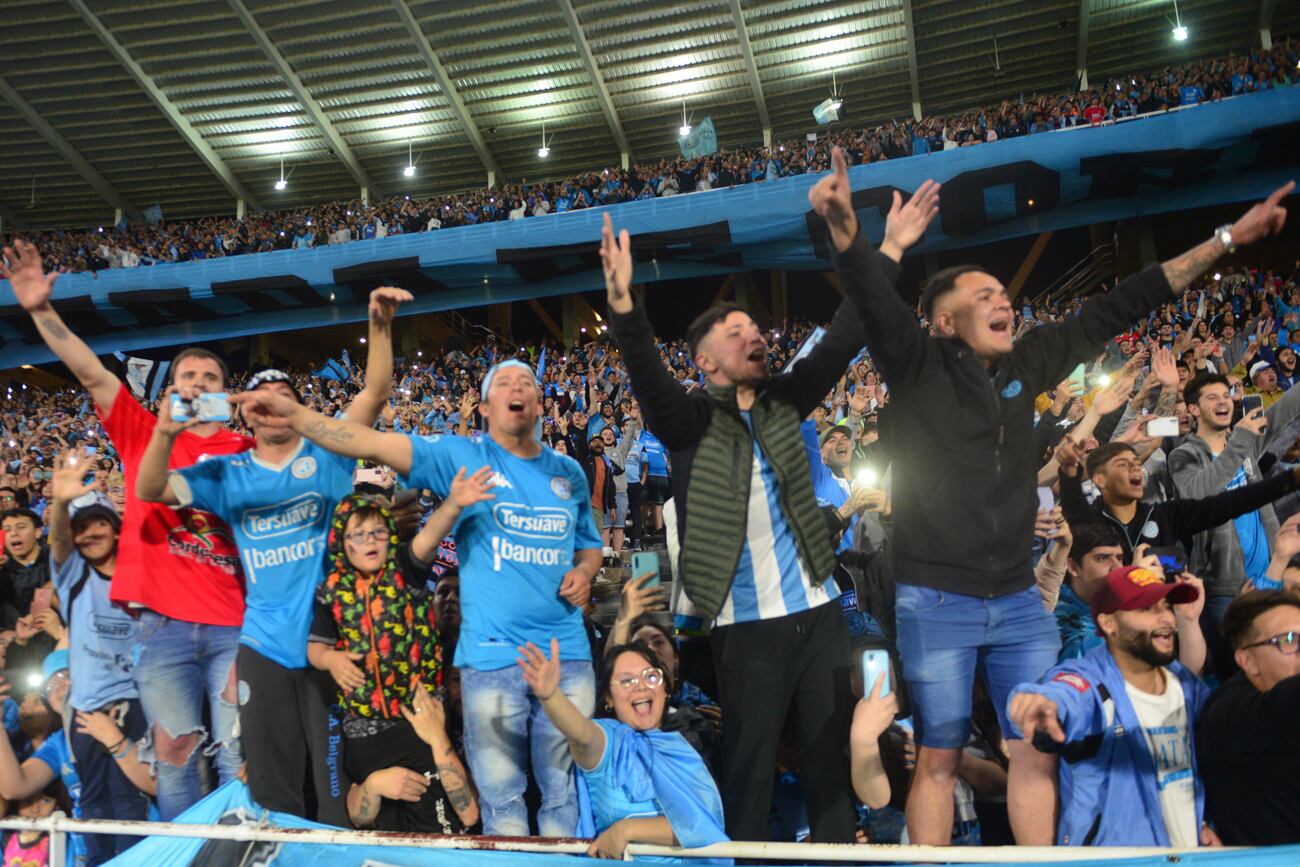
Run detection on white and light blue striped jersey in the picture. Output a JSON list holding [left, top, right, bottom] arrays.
[[714, 414, 839, 628]]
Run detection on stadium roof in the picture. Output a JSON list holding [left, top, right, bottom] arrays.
[[0, 0, 1292, 230]]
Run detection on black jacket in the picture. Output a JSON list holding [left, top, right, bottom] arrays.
[[1058, 467, 1298, 563], [832, 229, 1173, 597]]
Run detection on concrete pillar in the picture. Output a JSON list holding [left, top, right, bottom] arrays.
[[361, 187, 370, 206], [562, 294, 579, 343], [236, 199, 246, 220], [620, 152, 630, 171], [912, 100, 922, 121], [113, 208, 123, 226], [1137, 219, 1158, 268], [487, 171, 496, 189], [249, 334, 270, 367], [488, 303, 511, 339], [1077, 68, 1089, 91], [1261, 27, 1272, 49], [762, 128, 772, 148]]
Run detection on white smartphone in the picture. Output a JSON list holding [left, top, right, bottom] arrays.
[[1036, 485, 1055, 513], [1145, 416, 1180, 437]]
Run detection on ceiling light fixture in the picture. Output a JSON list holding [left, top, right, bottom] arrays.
[[679, 100, 692, 137], [404, 141, 416, 177], [275, 157, 287, 191], [1171, 0, 1188, 40], [537, 123, 552, 158]]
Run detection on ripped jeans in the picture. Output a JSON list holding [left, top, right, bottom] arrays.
[[461, 661, 595, 837], [131, 612, 243, 820]]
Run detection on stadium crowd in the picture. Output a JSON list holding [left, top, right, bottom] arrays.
[[0, 152, 1297, 865], [3, 41, 1295, 277]]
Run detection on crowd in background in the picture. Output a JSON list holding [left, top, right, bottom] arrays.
[[0, 228, 1296, 862], [2, 40, 1295, 276]]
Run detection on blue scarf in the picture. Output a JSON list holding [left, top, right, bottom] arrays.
[[576, 719, 728, 856]]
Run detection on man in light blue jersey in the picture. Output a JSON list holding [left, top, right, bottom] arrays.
[[47, 456, 147, 863], [232, 358, 603, 838], [134, 290, 406, 824]]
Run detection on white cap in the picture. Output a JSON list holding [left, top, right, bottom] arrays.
[[1249, 360, 1272, 380]]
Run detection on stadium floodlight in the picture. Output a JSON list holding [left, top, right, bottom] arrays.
[[1171, 0, 1188, 40], [537, 123, 552, 159], [679, 100, 692, 137], [275, 157, 287, 191], [404, 141, 416, 177]]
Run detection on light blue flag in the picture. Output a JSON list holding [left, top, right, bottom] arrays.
[[678, 116, 718, 159]]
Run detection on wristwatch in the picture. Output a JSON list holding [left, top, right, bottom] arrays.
[[1214, 224, 1236, 255]]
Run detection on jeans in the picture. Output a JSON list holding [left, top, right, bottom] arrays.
[[895, 583, 1060, 749], [131, 612, 243, 821], [461, 661, 595, 836]]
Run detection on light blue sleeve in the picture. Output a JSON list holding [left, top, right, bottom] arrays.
[[175, 455, 229, 517], [401, 434, 471, 497], [800, 421, 833, 489], [50, 549, 85, 597], [1006, 672, 1104, 743], [567, 458, 602, 552]]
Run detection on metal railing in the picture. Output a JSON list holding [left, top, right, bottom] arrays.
[[0, 813, 1240, 864]]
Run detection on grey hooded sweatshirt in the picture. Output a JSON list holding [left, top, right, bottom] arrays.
[[1168, 383, 1300, 597]]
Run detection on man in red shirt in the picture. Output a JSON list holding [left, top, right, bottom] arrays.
[[0, 240, 407, 821]]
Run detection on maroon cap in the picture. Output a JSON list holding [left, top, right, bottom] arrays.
[[1091, 566, 1198, 629]]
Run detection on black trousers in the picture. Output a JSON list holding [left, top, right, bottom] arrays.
[[626, 482, 643, 545], [711, 599, 856, 843], [237, 645, 350, 826], [70, 699, 149, 865]]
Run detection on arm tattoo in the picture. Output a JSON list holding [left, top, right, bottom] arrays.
[[356, 788, 377, 823], [435, 750, 474, 813], [1161, 239, 1222, 294], [37, 315, 69, 341], [303, 420, 354, 445], [1154, 386, 1177, 417]]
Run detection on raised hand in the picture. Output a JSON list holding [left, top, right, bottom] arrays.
[[154, 386, 203, 439], [1273, 513, 1300, 562], [0, 240, 59, 312], [1091, 374, 1135, 416], [1228, 181, 1293, 247], [600, 213, 633, 314], [51, 450, 95, 503], [851, 671, 899, 747], [618, 573, 666, 624], [1150, 346, 1178, 389], [449, 465, 496, 508], [368, 286, 413, 327], [1171, 572, 1206, 623], [882, 179, 941, 260], [807, 147, 856, 252], [517, 638, 562, 701]]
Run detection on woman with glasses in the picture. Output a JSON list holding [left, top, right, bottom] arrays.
[[518, 637, 727, 859]]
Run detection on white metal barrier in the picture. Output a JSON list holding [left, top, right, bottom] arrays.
[[0, 813, 1240, 864]]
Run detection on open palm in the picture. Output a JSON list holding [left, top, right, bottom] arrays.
[[883, 180, 941, 252], [51, 451, 95, 502], [0, 240, 59, 312]]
